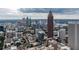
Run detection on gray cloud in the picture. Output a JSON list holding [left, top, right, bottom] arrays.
[[18, 8, 79, 15], [0, 8, 79, 19]]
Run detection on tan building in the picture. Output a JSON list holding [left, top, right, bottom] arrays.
[[68, 21, 79, 50]]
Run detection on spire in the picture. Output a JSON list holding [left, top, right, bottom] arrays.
[[49, 10, 52, 14], [47, 10, 54, 38], [48, 10, 53, 18]]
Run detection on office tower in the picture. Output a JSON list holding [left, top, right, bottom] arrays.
[[47, 10, 54, 38], [68, 21, 79, 50], [59, 28, 66, 43], [28, 18, 31, 27], [26, 17, 31, 27], [37, 30, 45, 45], [5, 24, 16, 43], [26, 17, 29, 27]]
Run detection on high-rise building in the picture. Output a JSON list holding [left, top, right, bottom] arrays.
[[59, 28, 66, 43], [47, 10, 54, 38], [27, 17, 31, 27], [26, 17, 32, 27], [68, 21, 79, 50], [36, 30, 45, 45]]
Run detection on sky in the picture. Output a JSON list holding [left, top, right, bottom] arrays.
[[1, 8, 79, 19]]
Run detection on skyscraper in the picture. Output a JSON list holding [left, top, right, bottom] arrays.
[[47, 10, 54, 38], [68, 21, 79, 50], [26, 17, 31, 27]]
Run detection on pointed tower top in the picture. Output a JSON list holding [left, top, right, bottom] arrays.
[[48, 10, 53, 18], [49, 10, 52, 14]]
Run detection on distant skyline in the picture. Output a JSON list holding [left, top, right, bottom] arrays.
[[0, 8, 79, 19]]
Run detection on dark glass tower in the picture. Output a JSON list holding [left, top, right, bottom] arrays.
[[47, 10, 54, 38]]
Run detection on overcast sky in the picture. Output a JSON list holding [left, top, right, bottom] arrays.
[[0, 8, 79, 19]]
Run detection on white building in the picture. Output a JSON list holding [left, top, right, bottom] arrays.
[[59, 29, 66, 43]]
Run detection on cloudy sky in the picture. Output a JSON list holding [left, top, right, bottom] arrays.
[[1, 8, 79, 19]]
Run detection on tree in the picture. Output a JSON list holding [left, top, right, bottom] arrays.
[[0, 36, 5, 50]]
